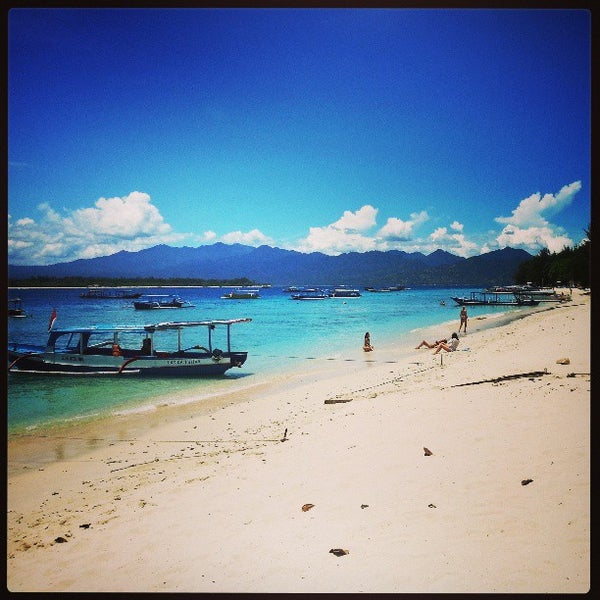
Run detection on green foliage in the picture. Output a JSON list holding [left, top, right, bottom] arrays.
[[514, 234, 590, 288]]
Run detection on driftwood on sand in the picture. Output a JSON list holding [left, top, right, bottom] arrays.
[[451, 370, 548, 387]]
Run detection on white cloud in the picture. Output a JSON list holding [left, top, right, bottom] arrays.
[[494, 181, 581, 253], [496, 225, 572, 254], [221, 228, 275, 246], [378, 211, 429, 242], [425, 225, 478, 257], [495, 181, 581, 228], [7, 192, 194, 265], [295, 205, 380, 255], [333, 205, 378, 231], [70, 191, 172, 238]]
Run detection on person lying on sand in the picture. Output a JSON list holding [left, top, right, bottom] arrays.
[[415, 336, 448, 349], [415, 332, 460, 353], [433, 332, 460, 354]]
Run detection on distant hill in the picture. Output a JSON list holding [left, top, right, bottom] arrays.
[[8, 243, 533, 287]]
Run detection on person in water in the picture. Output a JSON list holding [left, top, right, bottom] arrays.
[[363, 332, 374, 352]]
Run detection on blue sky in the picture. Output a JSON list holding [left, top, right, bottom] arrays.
[[7, 7, 591, 266]]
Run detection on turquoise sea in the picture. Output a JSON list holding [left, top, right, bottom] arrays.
[[7, 285, 540, 435]]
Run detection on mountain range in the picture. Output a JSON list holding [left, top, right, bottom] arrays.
[[8, 243, 533, 287]]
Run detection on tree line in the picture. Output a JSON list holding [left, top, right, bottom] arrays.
[[514, 227, 590, 288]]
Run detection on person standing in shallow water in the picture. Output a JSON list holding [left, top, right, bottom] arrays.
[[363, 332, 374, 352], [458, 306, 468, 334]]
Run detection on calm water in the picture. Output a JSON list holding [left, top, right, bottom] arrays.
[[7, 285, 536, 434]]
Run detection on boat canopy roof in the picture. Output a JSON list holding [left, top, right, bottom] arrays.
[[49, 318, 252, 335]]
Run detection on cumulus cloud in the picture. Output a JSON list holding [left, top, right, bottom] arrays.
[[221, 228, 275, 246], [8, 190, 278, 265], [378, 211, 429, 242], [295, 205, 380, 255], [8, 192, 193, 265], [334, 205, 378, 231], [426, 225, 478, 257], [494, 181, 581, 253], [496, 225, 573, 254]]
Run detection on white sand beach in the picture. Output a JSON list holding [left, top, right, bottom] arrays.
[[6, 290, 590, 593]]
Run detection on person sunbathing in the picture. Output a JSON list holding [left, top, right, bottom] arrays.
[[415, 336, 448, 349], [415, 332, 460, 353], [433, 332, 460, 354]]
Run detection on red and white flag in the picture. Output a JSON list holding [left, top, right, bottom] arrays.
[[48, 308, 57, 331]]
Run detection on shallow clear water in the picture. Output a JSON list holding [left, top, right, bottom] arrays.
[[7, 285, 535, 434]]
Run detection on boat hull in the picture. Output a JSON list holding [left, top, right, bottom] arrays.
[[7, 349, 248, 376], [451, 296, 539, 306]]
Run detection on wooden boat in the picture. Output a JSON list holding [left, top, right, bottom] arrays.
[[8, 298, 27, 318], [80, 287, 142, 299], [364, 285, 405, 293], [221, 289, 260, 299], [291, 289, 330, 300], [328, 288, 361, 298], [487, 285, 570, 303], [133, 294, 194, 310], [451, 291, 539, 306], [513, 288, 570, 303], [8, 318, 251, 376]]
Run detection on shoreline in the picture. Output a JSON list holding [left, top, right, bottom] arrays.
[[7, 299, 555, 467], [6, 290, 590, 592]]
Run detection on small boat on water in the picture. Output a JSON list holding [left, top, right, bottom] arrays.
[[487, 285, 570, 303], [328, 288, 361, 298], [291, 289, 330, 300], [133, 294, 194, 310], [8, 318, 252, 376], [221, 289, 260, 299], [8, 298, 27, 318], [364, 285, 405, 293], [80, 286, 142, 299], [451, 291, 539, 306]]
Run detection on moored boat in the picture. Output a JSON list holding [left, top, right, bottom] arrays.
[[221, 289, 260, 299], [291, 289, 330, 300], [8, 318, 252, 376], [364, 285, 405, 293], [8, 298, 27, 318], [451, 291, 539, 306], [80, 286, 142, 299], [487, 285, 570, 303], [133, 294, 194, 310], [328, 288, 361, 298]]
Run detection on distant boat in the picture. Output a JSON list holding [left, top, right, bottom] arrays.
[[487, 285, 570, 302], [8, 318, 251, 376], [364, 285, 405, 293], [328, 288, 361, 298], [133, 294, 194, 310], [221, 289, 260, 299], [451, 291, 539, 306], [291, 289, 330, 300], [8, 298, 27, 318], [80, 287, 142, 299]]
